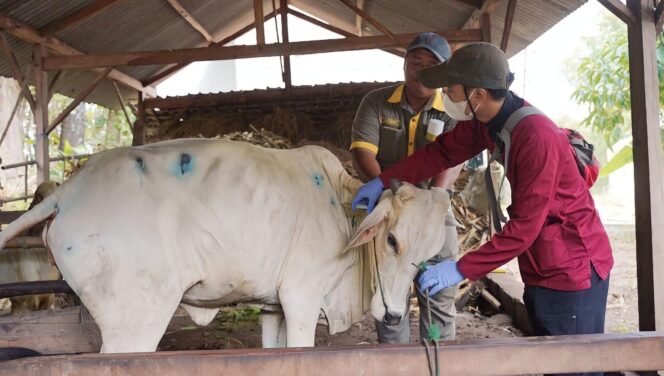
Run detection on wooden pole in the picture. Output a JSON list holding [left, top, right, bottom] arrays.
[[626, 0, 664, 332], [500, 0, 517, 52], [47, 70, 63, 100], [45, 68, 111, 135], [598, 0, 637, 25], [42, 30, 483, 70], [254, 0, 265, 46], [0, 61, 33, 147], [0, 280, 73, 298], [132, 91, 145, 146], [656, 0, 664, 34], [39, 0, 123, 35], [279, 0, 291, 89], [165, 0, 213, 43], [480, 12, 491, 42], [355, 0, 365, 36], [0, 32, 36, 111], [33, 44, 50, 183]]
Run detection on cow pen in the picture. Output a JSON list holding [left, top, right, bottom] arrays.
[[1, 0, 663, 374]]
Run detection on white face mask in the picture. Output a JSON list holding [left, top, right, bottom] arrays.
[[443, 89, 477, 121]]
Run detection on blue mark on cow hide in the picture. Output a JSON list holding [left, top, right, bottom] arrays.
[[312, 172, 325, 189], [135, 157, 145, 172], [172, 153, 195, 178]]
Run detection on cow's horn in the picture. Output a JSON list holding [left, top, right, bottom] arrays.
[[390, 178, 403, 194]]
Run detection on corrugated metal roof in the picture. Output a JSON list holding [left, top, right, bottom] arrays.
[[0, 0, 586, 109]]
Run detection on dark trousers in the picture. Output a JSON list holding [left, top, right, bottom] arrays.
[[523, 265, 610, 376]]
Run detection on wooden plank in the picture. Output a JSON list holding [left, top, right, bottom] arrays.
[[45, 68, 111, 135], [0, 32, 36, 111], [0, 281, 74, 299], [500, 0, 517, 52], [4, 333, 664, 375], [0, 211, 24, 224], [254, 0, 265, 46], [0, 12, 154, 96], [480, 12, 491, 42], [0, 306, 82, 325], [461, 0, 500, 29], [39, 0, 123, 35], [141, 10, 278, 87], [287, 8, 403, 57], [355, 0, 365, 36], [454, 0, 483, 8], [598, 0, 637, 25], [626, 0, 664, 332], [280, 0, 291, 89], [165, 0, 213, 43], [33, 44, 49, 184], [0, 320, 101, 355], [337, 0, 396, 41], [43, 30, 483, 70], [112, 81, 133, 128]]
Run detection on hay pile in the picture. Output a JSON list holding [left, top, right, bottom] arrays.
[[221, 125, 293, 149], [453, 170, 491, 255]]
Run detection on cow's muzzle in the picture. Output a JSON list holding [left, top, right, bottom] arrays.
[[383, 312, 402, 326]]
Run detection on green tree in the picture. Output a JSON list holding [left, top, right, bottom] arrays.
[[568, 15, 664, 176]]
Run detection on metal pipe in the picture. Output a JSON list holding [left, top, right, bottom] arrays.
[[0, 280, 73, 299], [1, 154, 92, 170]]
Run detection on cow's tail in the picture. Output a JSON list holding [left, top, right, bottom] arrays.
[[0, 193, 58, 249], [0, 347, 42, 362]]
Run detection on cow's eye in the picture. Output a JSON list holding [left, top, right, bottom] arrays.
[[387, 233, 397, 251]]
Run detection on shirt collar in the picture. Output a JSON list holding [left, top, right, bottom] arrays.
[[485, 91, 525, 142], [387, 83, 445, 113]]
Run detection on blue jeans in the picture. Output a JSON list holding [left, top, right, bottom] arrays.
[[523, 264, 610, 376]]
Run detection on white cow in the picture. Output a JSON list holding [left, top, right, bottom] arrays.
[[0, 139, 450, 352]]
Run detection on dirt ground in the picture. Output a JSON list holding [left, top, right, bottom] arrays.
[[158, 224, 637, 351]]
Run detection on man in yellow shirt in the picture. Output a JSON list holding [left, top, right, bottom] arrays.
[[351, 32, 463, 342]]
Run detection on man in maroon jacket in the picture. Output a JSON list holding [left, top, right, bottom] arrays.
[[352, 43, 613, 359]]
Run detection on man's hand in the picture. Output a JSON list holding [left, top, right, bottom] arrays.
[[352, 177, 384, 213], [417, 260, 464, 296]]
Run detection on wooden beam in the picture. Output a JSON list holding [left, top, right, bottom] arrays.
[[39, 0, 123, 35], [141, 10, 278, 87], [626, 0, 664, 332], [43, 30, 483, 70], [0, 280, 72, 298], [461, 0, 500, 29], [0, 61, 32, 148], [4, 333, 664, 375], [0, 12, 154, 96], [454, 0, 483, 8], [133, 91, 145, 146], [46, 68, 111, 135], [0, 32, 36, 111], [47, 70, 63, 100], [500, 0, 517, 52], [480, 12, 491, 42], [112, 81, 132, 128], [598, 0, 637, 25], [254, 0, 265, 46], [355, 0, 365, 36], [338, 0, 396, 41], [287, 8, 403, 57], [33, 45, 49, 184], [280, 0, 292, 89], [165, 0, 213, 43], [656, 0, 664, 34]]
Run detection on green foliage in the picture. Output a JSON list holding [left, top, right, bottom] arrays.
[[568, 15, 664, 175]]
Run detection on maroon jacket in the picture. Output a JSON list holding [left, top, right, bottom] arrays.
[[380, 105, 613, 291]]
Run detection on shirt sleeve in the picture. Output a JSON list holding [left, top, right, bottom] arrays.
[[457, 138, 562, 280], [350, 95, 380, 154], [379, 120, 485, 186]]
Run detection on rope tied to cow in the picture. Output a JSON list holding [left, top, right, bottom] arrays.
[[414, 261, 441, 376]]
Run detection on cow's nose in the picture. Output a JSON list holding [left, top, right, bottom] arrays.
[[383, 312, 402, 326]]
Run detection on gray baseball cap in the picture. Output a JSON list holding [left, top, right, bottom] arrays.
[[417, 42, 512, 89], [406, 32, 451, 63]]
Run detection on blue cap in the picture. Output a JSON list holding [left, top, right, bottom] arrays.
[[406, 32, 451, 63]]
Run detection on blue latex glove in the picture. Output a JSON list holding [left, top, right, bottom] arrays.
[[352, 177, 385, 213], [417, 260, 464, 297]]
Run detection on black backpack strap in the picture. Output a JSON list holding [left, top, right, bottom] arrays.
[[485, 106, 544, 232]]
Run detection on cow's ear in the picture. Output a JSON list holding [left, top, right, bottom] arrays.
[[344, 201, 388, 251]]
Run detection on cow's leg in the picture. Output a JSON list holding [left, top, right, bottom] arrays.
[[261, 310, 286, 348], [280, 291, 322, 347]]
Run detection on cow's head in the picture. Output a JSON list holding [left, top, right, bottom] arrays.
[[345, 179, 451, 326]]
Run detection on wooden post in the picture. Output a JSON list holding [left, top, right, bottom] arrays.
[[33, 44, 49, 183], [280, 0, 291, 90], [132, 91, 145, 146], [480, 12, 491, 42], [254, 0, 265, 46], [500, 0, 517, 52], [626, 0, 664, 332]]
